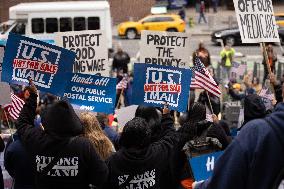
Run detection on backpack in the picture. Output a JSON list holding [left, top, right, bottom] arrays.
[[265, 119, 284, 189]]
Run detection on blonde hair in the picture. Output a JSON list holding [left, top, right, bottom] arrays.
[[80, 112, 114, 160]]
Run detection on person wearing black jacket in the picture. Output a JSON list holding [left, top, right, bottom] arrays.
[[5, 133, 34, 189], [104, 106, 192, 189], [15, 80, 108, 189]]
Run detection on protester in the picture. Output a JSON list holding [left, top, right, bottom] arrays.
[[212, 0, 218, 13], [262, 43, 277, 85], [198, 1, 207, 24], [5, 133, 34, 189], [112, 46, 130, 74], [239, 94, 267, 130], [15, 80, 108, 189], [198, 91, 221, 116], [135, 105, 163, 143], [96, 113, 120, 150], [80, 112, 115, 161], [178, 7, 186, 21], [193, 42, 211, 68], [220, 45, 235, 81], [104, 104, 195, 189], [251, 77, 262, 94], [193, 85, 284, 189]]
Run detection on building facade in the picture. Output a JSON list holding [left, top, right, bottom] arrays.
[[0, 0, 155, 24]]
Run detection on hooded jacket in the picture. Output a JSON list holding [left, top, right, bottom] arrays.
[[16, 93, 108, 189], [104, 114, 190, 189], [196, 102, 284, 189]]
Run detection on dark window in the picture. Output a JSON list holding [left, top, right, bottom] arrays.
[[11, 23, 26, 35], [88, 17, 100, 30], [74, 17, 86, 31], [60, 17, 72, 32], [143, 17, 157, 23], [32, 18, 44, 33], [156, 17, 174, 22], [276, 16, 284, 21], [46, 18, 58, 33]]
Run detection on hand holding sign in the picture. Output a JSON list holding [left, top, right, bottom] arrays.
[[28, 78, 38, 94]]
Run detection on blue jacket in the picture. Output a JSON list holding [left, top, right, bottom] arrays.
[[102, 126, 120, 149], [196, 102, 284, 189]]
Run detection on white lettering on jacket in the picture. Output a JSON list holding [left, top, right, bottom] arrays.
[[118, 169, 156, 188], [36, 155, 79, 177]]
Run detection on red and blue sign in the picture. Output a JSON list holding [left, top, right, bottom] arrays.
[[132, 63, 192, 112], [1, 33, 75, 96]]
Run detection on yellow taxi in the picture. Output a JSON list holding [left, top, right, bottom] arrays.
[[275, 13, 284, 27], [118, 14, 186, 39]]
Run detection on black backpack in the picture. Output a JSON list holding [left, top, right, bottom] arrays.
[[265, 119, 284, 189]]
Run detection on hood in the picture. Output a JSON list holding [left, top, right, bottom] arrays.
[[265, 103, 284, 145], [244, 94, 266, 123], [41, 100, 83, 138]]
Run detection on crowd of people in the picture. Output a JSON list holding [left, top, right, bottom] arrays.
[[0, 40, 283, 189]]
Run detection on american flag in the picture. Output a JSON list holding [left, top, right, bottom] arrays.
[[116, 76, 128, 90], [8, 93, 25, 120], [190, 57, 221, 97]]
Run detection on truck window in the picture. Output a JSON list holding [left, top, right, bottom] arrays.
[[74, 17, 86, 31], [32, 18, 44, 33], [11, 23, 26, 35], [88, 17, 100, 30], [60, 17, 72, 32], [46, 18, 58, 33]]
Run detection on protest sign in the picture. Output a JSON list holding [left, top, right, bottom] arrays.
[[140, 30, 190, 68], [132, 63, 192, 112], [259, 88, 274, 110], [116, 105, 138, 127], [233, 0, 279, 43], [55, 30, 109, 76], [63, 73, 117, 114], [0, 83, 11, 105], [1, 33, 75, 96], [189, 151, 223, 182], [230, 62, 247, 78], [0, 47, 4, 77]]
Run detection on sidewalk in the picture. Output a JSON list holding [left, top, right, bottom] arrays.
[[168, 5, 284, 36]]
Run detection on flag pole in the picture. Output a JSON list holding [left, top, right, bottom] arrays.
[[3, 110, 14, 141], [116, 88, 124, 109], [260, 42, 275, 94], [205, 91, 214, 114]]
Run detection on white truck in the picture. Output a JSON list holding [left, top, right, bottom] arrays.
[[0, 1, 112, 49]]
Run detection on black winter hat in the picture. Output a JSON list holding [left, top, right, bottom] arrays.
[[244, 94, 266, 123], [41, 100, 83, 137], [119, 117, 151, 149]]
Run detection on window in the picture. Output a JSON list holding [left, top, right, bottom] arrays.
[[46, 18, 58, 33], [276, 16, 284, 21], [60, 17, 72, 32], [74, 17, 86, 31], [32, 18, 44, 33], [11, 23, 26, 35], [88, 17, 100, 30], [157, 17, 174, 22], [142, 17, 157, 23]]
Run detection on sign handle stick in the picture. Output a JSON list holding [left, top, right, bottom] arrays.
[[206, 91, 214, 114], [3, 110, 14, 141], [260, 42, 275, 94], [116, 88, 124, 109]]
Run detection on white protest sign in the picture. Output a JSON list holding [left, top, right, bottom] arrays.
[[0, 82, 11, 105], [233, 0, 280, 43], [140, 30, 190, 68], [55, 30, 109, 76], [0, 47, 4, 78], [116, 105, 138, 127]]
